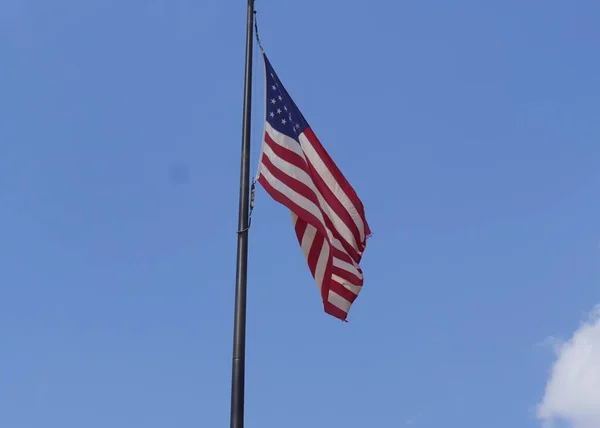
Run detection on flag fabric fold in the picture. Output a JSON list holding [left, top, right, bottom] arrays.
[[255, 53, 371, 321]]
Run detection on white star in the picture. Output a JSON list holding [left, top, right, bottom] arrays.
[[295, 123, 300, 129], [271, 98, 276, 104], [282, 119, 287, 125], [269, 112, 275, 118], [278, 95, 283, 101], [271, 85, 277, 90], [284, 106, 288, 111], [276, 108, 282, 114]]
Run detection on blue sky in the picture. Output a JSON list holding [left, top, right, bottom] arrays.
[[1, 1, 599, 427]]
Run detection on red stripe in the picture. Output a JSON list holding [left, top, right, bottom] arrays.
[[331, 265, 362, 286], [262, 138, 362, 263], [306, 230, 324, 279], [294, 217, 308, 241], [265, 129, 363, 257], [331, 249, 364, 283], [260, 155, 322, 213], [258, 165, 338, 309], [332, 246, 359, 265], [292, 204, 363, 286], [329, 280, 358, 303], [261, 159, 360, 274], [267, 125, 365, 252], [257, 175, 329, 250], [320, 244, 334, 309], [324, 301, 349, 321], [294, 212, 361, 314], [333, 253, 364, 286], [322, 215, 361, 263], [299, 142, 365, 253], [264, 132, 307, 171], [258, 124, 369, 321], [303, 127, 371, 240]]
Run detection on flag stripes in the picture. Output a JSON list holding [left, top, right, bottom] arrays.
[[256, 54, 371, 321]]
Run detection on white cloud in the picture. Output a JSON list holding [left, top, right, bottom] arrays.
[[537, 306, 600, 428]]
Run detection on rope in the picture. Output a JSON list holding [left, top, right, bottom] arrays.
[[238, 10, 262, 235], [237, 179, 256, 234], [253, 10, 264, 53]]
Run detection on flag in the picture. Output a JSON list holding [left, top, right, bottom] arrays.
[[255, 53, 371, 321]]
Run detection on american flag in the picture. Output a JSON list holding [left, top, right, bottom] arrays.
[[255, 53, 371, 321]]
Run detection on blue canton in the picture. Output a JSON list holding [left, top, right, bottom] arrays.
[[263, 54, 309, 141]]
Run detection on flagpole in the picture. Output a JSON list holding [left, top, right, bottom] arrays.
[[230, 0, 255, 427]]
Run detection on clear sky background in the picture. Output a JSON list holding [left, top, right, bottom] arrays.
[[1, 1, 600, 427]]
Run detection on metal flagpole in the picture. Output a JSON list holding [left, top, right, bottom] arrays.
[[230, 0, 255, 427]]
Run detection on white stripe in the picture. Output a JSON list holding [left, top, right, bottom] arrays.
[[259, 163, 329, 236], [298, 131, 367, 243], [332, 274, 362, 295], [264, 129, 359, 252], [332, 257, 363, 280], [330, 236, 362, 266], [330, 236, 347, 253], [265, 122, 307, 162], [261, 142, 314, 189], [292, 211, 326, 293], [314, 240, 330, 291], [328, 290, 352, 313], [300, 223, 317, 259]]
